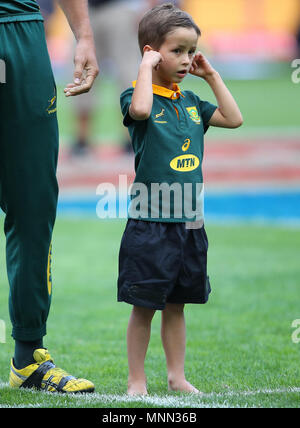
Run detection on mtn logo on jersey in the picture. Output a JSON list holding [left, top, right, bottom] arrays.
[[170, 154, 200, 172], [186, 106, 201, 124]]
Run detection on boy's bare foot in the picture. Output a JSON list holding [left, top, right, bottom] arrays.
[[168, 378, 202, 394], [127, 381, 148, 396]]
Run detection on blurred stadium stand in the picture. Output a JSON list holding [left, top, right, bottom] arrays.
[[45, 0, 300, 78]]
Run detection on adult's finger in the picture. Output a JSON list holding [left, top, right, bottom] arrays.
[[65, 73, 97, 97], [73, 56, 85, 84]]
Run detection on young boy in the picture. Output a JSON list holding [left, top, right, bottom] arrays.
[[118, 3, 243, 396]]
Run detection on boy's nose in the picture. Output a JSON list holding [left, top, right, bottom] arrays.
[[182, 55, 190, 65]]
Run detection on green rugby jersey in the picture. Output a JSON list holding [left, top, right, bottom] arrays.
[[121, 82, 217, 223], [0, 0, 42, 23]]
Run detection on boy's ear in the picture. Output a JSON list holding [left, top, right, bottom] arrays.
[[143, 45, 154, 54]]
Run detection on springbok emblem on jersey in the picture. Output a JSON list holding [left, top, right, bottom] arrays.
[[46, 88, 57, 114]]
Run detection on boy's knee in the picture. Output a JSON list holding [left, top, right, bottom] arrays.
[[164, 303, 185, 315], [132, 306, 156, 322]]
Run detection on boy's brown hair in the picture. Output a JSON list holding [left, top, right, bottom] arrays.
[[138, 2, 201, 54]]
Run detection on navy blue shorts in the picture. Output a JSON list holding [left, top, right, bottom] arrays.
[[118, 220, 211, 310]]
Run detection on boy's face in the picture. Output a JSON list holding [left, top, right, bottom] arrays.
[[154, 27, 198, 87]]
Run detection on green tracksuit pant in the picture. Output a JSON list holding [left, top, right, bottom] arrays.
[[0, 19, 59, 341]]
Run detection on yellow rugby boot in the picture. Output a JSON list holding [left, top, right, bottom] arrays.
[[9, 348, 95, 393]]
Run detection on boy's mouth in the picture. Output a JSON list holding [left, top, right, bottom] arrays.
[[176, 70, 188, 78]]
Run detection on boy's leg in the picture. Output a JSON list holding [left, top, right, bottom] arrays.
[[127, 306, 156, 395], [161, 303, 200, 393]]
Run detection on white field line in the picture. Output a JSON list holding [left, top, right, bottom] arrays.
[[0, 383, 299, 408]]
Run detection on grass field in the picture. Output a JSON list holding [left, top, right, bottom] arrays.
[[0, 219, 299, 408]]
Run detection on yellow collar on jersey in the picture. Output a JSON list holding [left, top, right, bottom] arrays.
[[132, 81, 184, 99]]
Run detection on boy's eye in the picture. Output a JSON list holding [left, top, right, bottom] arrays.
[[173, 48, 196, 55]]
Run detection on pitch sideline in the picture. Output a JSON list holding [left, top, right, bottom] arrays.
[[0, 382, 299, 408]]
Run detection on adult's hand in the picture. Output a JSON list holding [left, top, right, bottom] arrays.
[[64, 36, 99, 97], [58, 0, 99, 96]]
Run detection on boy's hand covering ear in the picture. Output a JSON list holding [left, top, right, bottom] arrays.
[[189, 52, 215, 79], [142, 48, 163, 70]]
